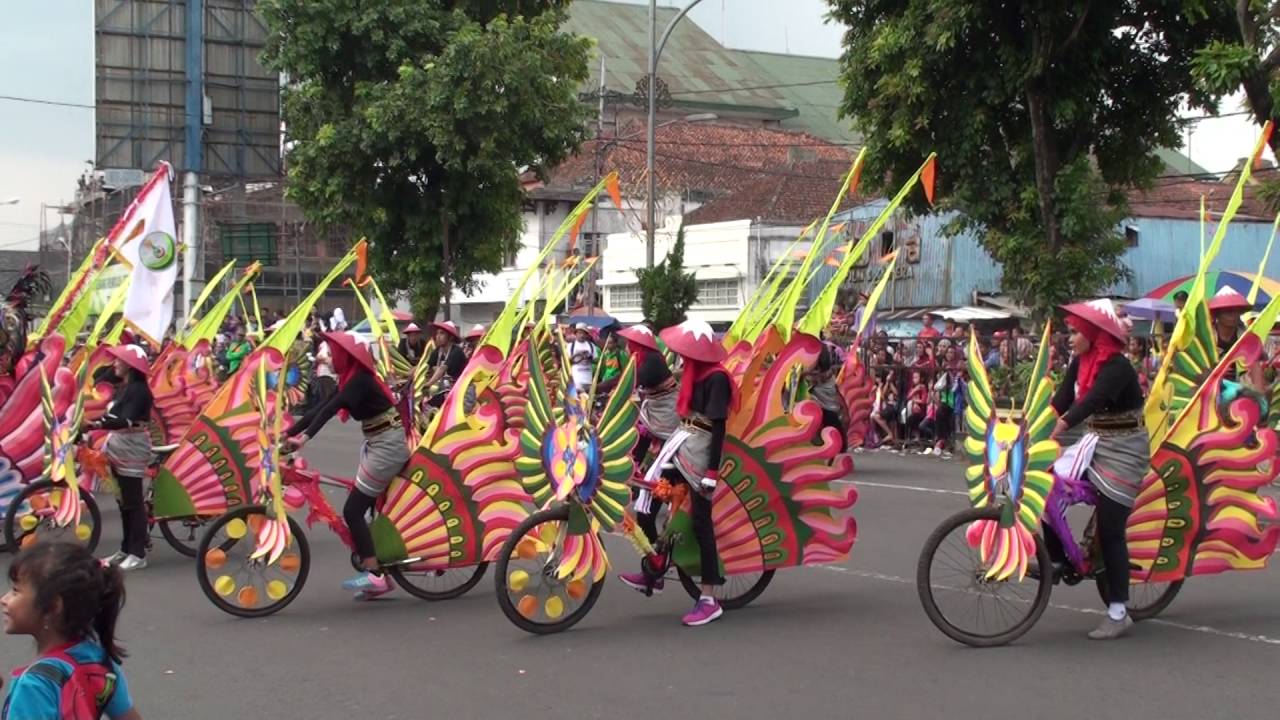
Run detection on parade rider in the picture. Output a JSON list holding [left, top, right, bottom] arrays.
[[804, 340, 849, 452], [1049, 299, 1147, 640], [567, 323, 598, 394], [87, 344, 154, 572], [1207, 287, 1265, 387], [284, 332, 409, 599], [611, 324, 679, 552], [398, 323, 427, 365], [618, 319, 733, 627], [423, 321, 467, 408], [463, 325, 486, 359]]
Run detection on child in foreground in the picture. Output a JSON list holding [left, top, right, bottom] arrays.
[[1, 542, 140, 719]]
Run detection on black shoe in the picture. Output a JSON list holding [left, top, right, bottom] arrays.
[[1027, 560, 1065, 584]]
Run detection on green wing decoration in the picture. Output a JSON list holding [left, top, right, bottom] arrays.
[[961, 329, 999, 509], [1012, 323, 1060, 536], [514, 335, 563, 507], [585, 357, 639, 531]]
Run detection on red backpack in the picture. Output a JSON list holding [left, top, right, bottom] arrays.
[[5, 645, 117, 720]]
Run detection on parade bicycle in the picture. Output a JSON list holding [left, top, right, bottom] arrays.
[[3, 442, 210, 557], [494, 473, 775, 635], [194, 449, 489, 618], [917, 464, 1183, 647]]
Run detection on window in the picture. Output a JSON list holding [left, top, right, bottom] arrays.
[[610, 283, 642, 310], [503, 241, 520, 268], [1125, 225, 1140, 248], [880, 230, 895, 256], [580, 232, 603, 259], [696, 278, 739, 307], [220, 223, 278, 265]]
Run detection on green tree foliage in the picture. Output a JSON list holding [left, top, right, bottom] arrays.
[[827, 1, 1227, 315], [260, 0, 592, 319], [1188, 1, 1280, 207], [637, 224, 698, 330]]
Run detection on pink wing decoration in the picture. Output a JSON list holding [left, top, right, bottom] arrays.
[[838, 350, 873, 451]]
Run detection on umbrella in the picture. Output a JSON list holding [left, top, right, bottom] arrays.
[[1144, 271, 1280, 310], [1123, 297, 1177, 322]]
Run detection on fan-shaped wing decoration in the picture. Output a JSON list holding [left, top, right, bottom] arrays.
[[79, 346, 119, 426], [263, 340, 312, 411], [514, 338, 565, 508], [0, 337, 74, 485], [670, 329, 857, 577], [151, 348, 286, 519], [838, 349, 874, 451], [1146, 300, 1216, 451], [369, 344, 527, 568], [40, 363, 87, 530], [1128, 332, 1280, 582]]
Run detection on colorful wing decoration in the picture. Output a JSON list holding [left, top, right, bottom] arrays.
[[960, 325, 1059, 581]]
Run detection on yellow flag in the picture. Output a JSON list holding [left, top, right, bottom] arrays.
[[1247, 213, 1280, 305]]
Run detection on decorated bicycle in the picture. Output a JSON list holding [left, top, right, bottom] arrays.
[[917, 306, 1280, 646], [494, 324, 857, 634]]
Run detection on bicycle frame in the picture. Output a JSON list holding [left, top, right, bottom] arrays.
[[1041, 467, 1101, 578]]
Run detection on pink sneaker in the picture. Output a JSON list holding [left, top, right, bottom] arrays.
[[618, 572, 663, 595], [344, 571, 392, 600], [682, 597, 723, 626]]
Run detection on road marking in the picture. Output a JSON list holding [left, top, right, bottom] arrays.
[[838, 479, 967, 496], [814, 565, 1280, 646]]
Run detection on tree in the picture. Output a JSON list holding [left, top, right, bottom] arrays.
[[1189, 1, 1280, 206], [827, 1, 1228, 314], [637, 224, 698, 330], [260, 0, 592, 320]]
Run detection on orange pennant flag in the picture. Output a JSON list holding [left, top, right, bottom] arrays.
[[1253, 121, 1274, 169], [568, 210, 589, 252], [606, 172, 624, 211], [847, 153, 864, 198], [355, 241, 369, 282], [921, 156, 938, 205]]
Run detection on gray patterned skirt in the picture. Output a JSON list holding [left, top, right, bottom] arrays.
[[105, 429, 151, 479], [355, 426, 410, 498]]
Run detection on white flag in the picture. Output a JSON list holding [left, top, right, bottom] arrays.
[[113, 163, 178, 343]]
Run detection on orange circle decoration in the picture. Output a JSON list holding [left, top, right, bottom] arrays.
[[278, 553, 301, 573], [566, 579, 588, 600], [237, 586, 259, 607], [517, 595, 538, 618], [205, 548, 227, 570]]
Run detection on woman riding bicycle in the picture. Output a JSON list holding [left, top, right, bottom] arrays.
[[284, 332, 408, 599], [620, 320, 735, 627], [87, 344, 154, 572], [1049, 299, 1147, 640], [424, 322, 467, 409]]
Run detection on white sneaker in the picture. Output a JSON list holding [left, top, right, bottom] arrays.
[[102, 551, 127, 566], [921, 447, 934, 456], [117, 555, 148, 571]]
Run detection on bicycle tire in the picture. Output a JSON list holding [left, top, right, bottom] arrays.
[[4, 479, 102, 554], [676, 567, 775, 610], [388, 562, 488, 601], [1094, 573, 1183, 621], [195, 506, 310, 618], [917, 505, 1052, 647], [494, 505, 604, 635], [157, 517, 210, 558]]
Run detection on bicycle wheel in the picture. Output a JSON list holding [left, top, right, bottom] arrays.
[[195, 506, 310, 618], [676, 567, 775, 610], [494, 505, 604, 635], [387, 562, 488, 601], [157, 517, 210, 558], [917, 505, 1052, 647], [4, 480, 102, 553], [1094, 574, 1183, 621]]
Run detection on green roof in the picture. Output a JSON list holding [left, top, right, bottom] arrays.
[[565, 1, 856, 143]]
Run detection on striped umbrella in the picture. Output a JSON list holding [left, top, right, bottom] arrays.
[[1143, 271, 1280, 310]]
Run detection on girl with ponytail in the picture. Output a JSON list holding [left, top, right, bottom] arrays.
[[1, 542, 140, 719]]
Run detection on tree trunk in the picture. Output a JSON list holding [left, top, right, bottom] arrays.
[[1025, 16, 1063, 252], [440, 210, 452, 322]]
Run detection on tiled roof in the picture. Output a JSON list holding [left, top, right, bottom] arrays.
[[1127, 177, 1274, 221], [537, 121, 853, 207], [683, 159, 861, 224]]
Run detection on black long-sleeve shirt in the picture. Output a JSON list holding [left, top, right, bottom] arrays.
[[1050, 354, 1143, 429], [687, 370, 732, 473], [286, 369, 393, 438], [99, 377, 153, 430]]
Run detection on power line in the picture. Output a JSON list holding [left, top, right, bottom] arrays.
[[0, 94, 95, 110]]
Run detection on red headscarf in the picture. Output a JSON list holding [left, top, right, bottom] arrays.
[[676, 357, 739, 417], [1065, 314, 1124, 399], [327, 336, 395, 420]]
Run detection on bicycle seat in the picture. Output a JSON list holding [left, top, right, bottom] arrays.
[[151, 443, 180, 462]]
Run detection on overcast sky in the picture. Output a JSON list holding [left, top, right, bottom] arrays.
[[0, 0, 1270, 251]]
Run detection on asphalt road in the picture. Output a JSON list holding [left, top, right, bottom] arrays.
[[3, 422, 1278, 719]]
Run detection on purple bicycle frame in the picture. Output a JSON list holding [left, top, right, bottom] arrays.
[[1041, 467, 1100, 573]]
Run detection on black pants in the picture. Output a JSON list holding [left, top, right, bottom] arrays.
[[1042, 492, 1131, 604], [343, 490, 378, 562], [117, 474, 148, 558], [935, 404, 955, 445]]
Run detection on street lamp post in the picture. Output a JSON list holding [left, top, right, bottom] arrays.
[[646, 0, 706, 268]]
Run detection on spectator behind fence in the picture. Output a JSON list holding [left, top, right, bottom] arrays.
[[918, 313, 941, 340]]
